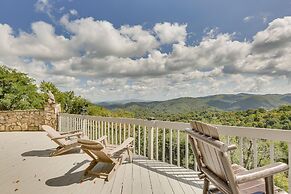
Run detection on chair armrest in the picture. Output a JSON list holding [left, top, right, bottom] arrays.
[[97, 136, 108, 146], [227, 144, 237, 151], [236, 162, 288, 184], [52, 132, 83, 140], [59, 130, 82, 135], [108, 137, 134, 156]]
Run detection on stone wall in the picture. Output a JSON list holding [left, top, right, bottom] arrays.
[[0, 102, 60, 132]]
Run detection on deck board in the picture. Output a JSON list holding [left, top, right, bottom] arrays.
[[0, 132, 203, 194]]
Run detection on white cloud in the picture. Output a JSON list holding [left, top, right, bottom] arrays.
[[154, 22, 187, 44], [0, 21, 74, 60], [35, 0, 52, 13], [34, 0, 55, 22], [1, 16, 291, 101], [60, 16, 159, 58], [69, 9, 78, 16]]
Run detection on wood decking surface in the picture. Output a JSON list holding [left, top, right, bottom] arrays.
[[0, 132, 203, 194]]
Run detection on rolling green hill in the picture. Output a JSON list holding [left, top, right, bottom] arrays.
[[100, 93, 291, 115]]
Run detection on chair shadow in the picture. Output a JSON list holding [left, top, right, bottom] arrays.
[[133, 156, 204, 189], [21, 148, 81, 157], [45, 160, 94, 187]]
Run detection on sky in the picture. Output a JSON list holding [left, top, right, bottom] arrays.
[[0, 0, 291, 102]]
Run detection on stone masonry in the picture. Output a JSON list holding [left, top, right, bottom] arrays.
[[0, 102, 60, 132]]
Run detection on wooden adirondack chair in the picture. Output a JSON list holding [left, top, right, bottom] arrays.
[[185, 121, 289, 194], [78, 136, 134, 181], [42, 125, 83, 156]]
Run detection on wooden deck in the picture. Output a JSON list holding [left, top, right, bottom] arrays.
[[0, 132, 203, 194]]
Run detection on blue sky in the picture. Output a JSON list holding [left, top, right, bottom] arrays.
[[2, 0, 291, 40], [0, 0, 291, 102]]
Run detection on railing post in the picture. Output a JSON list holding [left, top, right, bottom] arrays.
[[148, 125, 154, 160], [270, 141, 274, 164], [58, 114, 61, 131], [288, 142, 291, 194], [162, 128, 166, 162], [239, 137, 244, 166], [185, 133, 189, 168], [82, 118, 87, 136], [253, 139, 258, 168]]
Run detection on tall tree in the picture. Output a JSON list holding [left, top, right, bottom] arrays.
[[0, 65, 43, 110]]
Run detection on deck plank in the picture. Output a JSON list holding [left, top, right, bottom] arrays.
[[110, 161, 126, 194], [139, 160, 153, 194], [131, 160, 142, 194], [146, 159, 165, 194], [121, 162, 133, 194], [0, 132, 203, 194]]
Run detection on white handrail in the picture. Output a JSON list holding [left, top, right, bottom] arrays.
[[58, 113, 291, 193]]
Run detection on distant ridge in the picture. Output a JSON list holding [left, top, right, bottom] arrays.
[[99, 93, 291, 114], [98, 99, 148, 107]]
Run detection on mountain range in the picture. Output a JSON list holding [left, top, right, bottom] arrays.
[[98, 93, 291, 114]]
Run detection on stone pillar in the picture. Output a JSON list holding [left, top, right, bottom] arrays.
[[43, 102, 61, 130]]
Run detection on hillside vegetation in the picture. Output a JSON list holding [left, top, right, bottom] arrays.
[[102, 93, 291, 114]]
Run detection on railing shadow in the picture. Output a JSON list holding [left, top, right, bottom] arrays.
[[21, 148, 81, 157], [133, 155, 204, 189], [45, 160, 92, 187]]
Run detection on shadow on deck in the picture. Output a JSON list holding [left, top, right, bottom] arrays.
[[0, 132, 203, 194]]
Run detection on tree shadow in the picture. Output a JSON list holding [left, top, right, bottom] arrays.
[[45, 160, 95, 187]]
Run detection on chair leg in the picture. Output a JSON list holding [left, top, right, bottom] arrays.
[[105, 162, 120, 181], [84, 160, 98, 176], [265, 176, 274, 194], [53, 146, 75, 156], [203, 179, 210, 194], [127, 147, 133, 163], [50, 147, 66, 156]]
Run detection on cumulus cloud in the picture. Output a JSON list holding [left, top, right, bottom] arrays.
[[154, 22, 187, 44], [34, 0, 55, 21], [60, 16, 159, 58], [1, 15, 291, 101], [0, 22, 73, 60]]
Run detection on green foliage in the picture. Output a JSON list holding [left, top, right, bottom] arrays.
[[275, 173, 289, 192], [0, 65, 44, 110], [109, 93, 291, 114], [130, 105, 291, 191], [87, 104, 112, 116], [133, 105, 291, 130]]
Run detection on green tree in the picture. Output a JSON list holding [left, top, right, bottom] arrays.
[[0, 65, 44, 110], [40, 81, 89, 114]]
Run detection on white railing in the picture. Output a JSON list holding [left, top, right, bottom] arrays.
[[58, 113, 291, 193]]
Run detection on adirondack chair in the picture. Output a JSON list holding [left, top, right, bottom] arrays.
[[185, 121, 289, 194], [78, 136, 134, 181], [42, 125, 84, 156]]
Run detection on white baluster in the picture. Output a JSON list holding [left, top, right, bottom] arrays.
[[177, 130, 180, 167], [185, 133, 189, 169], [162, 128, 166, 162], [138, 125, 141, 155], [155, 127, 159, 160], [170, 128, 173, 164]]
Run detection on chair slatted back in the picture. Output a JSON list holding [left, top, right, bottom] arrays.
[[188, 121, 239, 194], [191, 121, 226, 179], [42, 125, 66, 146], [78, 140, 116, 163]]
